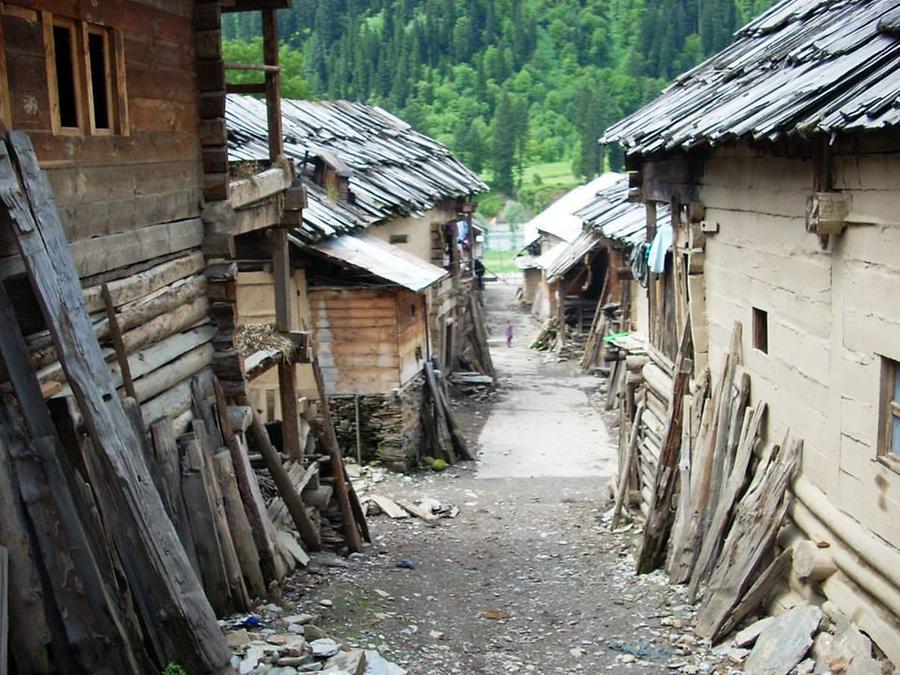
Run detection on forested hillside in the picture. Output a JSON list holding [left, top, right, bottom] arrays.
[[223, 0, 773, 200]]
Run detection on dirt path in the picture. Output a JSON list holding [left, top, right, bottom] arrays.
[[278, 284, 721, 674]]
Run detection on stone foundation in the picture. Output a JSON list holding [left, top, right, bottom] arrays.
[[329, 374, 425, 471]]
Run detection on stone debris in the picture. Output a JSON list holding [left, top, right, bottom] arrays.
[[744, 604, 823, 675], [225, 604, 405, 675]]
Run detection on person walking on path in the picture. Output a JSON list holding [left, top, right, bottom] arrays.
[[505, 320, 514, 348]]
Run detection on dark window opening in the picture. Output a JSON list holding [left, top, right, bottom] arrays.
[[88, 32, 110, 130], [390, 234, 409, 244], [753, 307, 768, 353], [53, 24, 79, 128]]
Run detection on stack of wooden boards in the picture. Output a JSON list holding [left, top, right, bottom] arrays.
[[0, 131, 368, 673], [610, 320, 800, 644]]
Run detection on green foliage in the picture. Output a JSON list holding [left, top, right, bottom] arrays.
[[222, 0, 776, 195], [222, 38, 310, 99], [481, 249, 520, 275], [162, 664, 186, 675]]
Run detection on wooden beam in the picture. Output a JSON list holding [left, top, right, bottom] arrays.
[[101, 284, 137, 400], [221, 0, 291, 12], [272, 227, 302, 460], [228, 166, 291, 209], [262, 9, 283, 161], [227, 82, 267, 95]]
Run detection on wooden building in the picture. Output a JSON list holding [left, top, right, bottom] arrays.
[[226, 95, 489, 467], [603, 0, 900, 661], [518, 174, 621, 322], [0, 2, 376, 673]]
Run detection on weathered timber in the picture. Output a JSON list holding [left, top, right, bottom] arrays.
[[311, 350, 364, 553], [212, 378, 279, 584], [636, 320, 692, 574], [248, 408, 321, 551], [611, 399, 646, 530], [695, 438, 800, 639], [102, 284, 137, 399], [0, 131, 229, 672], [179, 431, 232, 616], [212, 451, 267, 600]]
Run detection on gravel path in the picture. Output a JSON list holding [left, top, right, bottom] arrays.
[[275, 284, 725, 674]]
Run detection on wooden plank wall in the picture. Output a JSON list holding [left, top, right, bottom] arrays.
[[310, 287, 402, 395], [395, 289, 427, 386], [0, 0, 201, 277]]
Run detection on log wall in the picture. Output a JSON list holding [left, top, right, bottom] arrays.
[[0, 1, 202, 279]]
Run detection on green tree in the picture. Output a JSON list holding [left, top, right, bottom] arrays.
[[491, 90, 516, 195]]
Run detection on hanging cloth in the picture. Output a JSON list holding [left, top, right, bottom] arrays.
[[647, 221, 673, 274]]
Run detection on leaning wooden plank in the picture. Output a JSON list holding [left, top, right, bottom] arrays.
[[0, 436, 53, 674], [689, 400, 765, 599], [0, 131, 230, 672], [695, 438, 800, 639], [212, 378, 280, 584], [712, 548, 793, 644], [212, 451, 267, 600], [249, 408, 321, 552], [0, 401, 143, 672], [179, 431, 233, 616], [0, 283, 148, 671], [636, 321, 692, 574], [311, 349, 364, 553], [610, 400, 646, 530], [102, 283, 137, 399]]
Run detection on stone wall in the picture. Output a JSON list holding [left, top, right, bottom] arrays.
[[329, 374, 425, 471]]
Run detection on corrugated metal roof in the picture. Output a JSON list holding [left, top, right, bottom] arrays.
[[523, 174, 624, 243], [603, 0, 900, 155], [531, 240, 571, 272], [227, 95, 488, 243], [304, 232, 448, 292]]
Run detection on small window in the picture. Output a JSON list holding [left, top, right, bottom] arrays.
[[752, 307, 768, 354], [390, 234, 409, 244], [879, 357, 900, 467], [42, 12, 127, 136], [87, 28, 113, 131], [51, 20, 81, 130]]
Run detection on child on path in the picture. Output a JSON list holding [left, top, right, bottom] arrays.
[[505, 320, 513, 348]]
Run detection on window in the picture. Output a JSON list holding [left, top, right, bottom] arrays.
[[390, 234, 409, 244], [86, 27, 113, 131], [879, 357, 900, 467], [42, 12, 127, 135], [752, 307, 768, 354], [50, 18, 81, 131]]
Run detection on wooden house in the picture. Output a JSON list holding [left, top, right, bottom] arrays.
[[0, 2, 372, 673], [226, 95, 488, 467], [603, 0, 900, 660], [518, 174, 621, 322]]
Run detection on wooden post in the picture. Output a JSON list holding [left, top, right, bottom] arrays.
[[310, 349, 364, 553], [248, 408, 321, 552], [273, 227, 303, 460], [0, 545, 7, 675], [556, 278, 567, 348], [262, 8, 282, 162], [645, 201, 657, 345], [101, 283, 137, 399]]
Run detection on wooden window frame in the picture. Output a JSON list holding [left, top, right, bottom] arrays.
[[877, 356, 900, 472], [42, 11, 128, 136], [752, 306, 768, 354]]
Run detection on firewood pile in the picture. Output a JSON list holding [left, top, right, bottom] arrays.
[[608, 320, 804, 645]]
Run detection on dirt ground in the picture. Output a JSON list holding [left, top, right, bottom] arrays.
[[273, 284, 726, 674]]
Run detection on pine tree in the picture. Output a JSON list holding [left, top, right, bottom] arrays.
[[491, 90, 516, 195]]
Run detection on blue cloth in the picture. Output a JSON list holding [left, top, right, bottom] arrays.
[[647, 222, 672, 274]]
